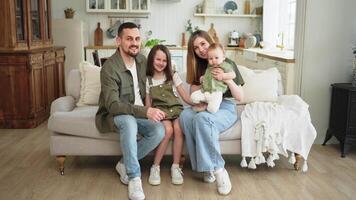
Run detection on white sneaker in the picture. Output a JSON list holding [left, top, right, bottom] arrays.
[[115, 160, 129, 185], [203, 171, 216, 183], [148, 165, 161, 185], [171, 164, 184, 185], [128, 177, 145, 200], [214, 168, 232, 195]]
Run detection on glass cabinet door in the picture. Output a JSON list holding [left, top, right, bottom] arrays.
[[44, 0, 51, 40], [15, 0, 25, 41], [109, 0, 128, 11], [130, 0, 149, 12], [88, 0, 106, 11], [30, 0, 41, 40]]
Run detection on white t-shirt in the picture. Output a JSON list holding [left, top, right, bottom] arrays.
[[126, 61, 144, 106], [146, 72, 183, 95]]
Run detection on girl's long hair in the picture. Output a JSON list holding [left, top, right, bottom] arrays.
[[146, 45, 173, 82], [186, 30, 214, 85]]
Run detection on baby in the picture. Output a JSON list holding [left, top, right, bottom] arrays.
[[190, 43, 236, 113]]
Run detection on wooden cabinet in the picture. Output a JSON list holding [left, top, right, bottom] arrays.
[[0, 47, 65, 128], [0, 0, 65, 128], [86, 0, 150, 13], [323, 83, 356, 157]]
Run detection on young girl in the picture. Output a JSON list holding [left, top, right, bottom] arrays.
[[145, 45, 193, 185]]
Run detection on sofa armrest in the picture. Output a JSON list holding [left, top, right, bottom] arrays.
[[50, 96, 76, 114]]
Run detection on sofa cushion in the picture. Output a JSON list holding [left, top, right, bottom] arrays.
[[48, 106, 119, 141], [77, 61, 101, 106], [48, 105, 243, 141], [237, 65, 280, 104]]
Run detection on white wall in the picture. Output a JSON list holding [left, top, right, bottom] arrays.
[[51, 0, 262, 46], [301, 0, 356, 144]]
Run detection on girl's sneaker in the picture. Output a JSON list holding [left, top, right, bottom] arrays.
[[148, 165, 161, 185], [203, 171, 216, 183], [171, 164, 184, 185]]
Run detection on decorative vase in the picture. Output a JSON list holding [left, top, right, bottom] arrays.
[[94, 22, 103, 46], [352, 57, 356, 86]]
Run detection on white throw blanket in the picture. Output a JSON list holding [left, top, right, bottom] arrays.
[[240, 95, 317, 172]]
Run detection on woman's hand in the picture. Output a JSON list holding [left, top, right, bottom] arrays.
[[199, 75, 205, 84], [211, 67, 225, 81]]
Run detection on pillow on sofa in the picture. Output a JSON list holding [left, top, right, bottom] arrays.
[[77, 61, 101, 106], [237, 65, 280, 104]]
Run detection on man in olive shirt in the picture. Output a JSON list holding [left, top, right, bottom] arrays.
[[95, 22, 165, 200]]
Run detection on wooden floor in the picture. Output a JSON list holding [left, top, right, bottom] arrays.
[[1, 122, 356, 200]]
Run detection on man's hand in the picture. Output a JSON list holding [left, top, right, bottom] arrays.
[[147, 107, 166, 122]]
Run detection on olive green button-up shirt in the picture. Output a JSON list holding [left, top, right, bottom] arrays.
[[95, 50, 148, 133]]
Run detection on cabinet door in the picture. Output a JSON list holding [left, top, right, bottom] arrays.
[[0, 59, 31, 119], [15, 0, 28, 49], [170, 50, 184, 73], [87, 0, 106, 12], [43, 0, 52, 46], [43, 51, 56, 111], [28, 0, 42, 48], [85, 49, 95, 64], [108, 0, 128, 12], [226, 50, 237, 64], [130, 0, 150, 13], [30, 53, 46, 115]]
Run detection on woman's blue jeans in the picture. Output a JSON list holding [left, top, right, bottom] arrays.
[[179, 100, 238, 172], [113, 115, 165, 179]]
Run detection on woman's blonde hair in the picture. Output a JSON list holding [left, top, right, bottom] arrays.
[[186, 30, 214, 85]]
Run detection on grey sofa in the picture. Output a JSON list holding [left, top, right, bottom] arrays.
[[48, 69, 245, 175]]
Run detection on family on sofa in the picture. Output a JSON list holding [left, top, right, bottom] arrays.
[[95, 22, 244, 200], [48, 22, 316, 200]]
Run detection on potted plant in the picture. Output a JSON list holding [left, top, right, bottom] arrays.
[[64, 7, 75, 19]]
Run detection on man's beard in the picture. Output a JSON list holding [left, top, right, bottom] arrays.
[[126, 45, 140, 57]]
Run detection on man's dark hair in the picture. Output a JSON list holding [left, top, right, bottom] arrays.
[[117, 22, 138, 37]]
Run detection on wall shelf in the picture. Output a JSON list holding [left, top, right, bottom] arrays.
[[194, 13, 262, 18]]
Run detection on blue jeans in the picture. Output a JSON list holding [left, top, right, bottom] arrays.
[[179, 100, 238, 172], [113, 115, 165, 179]]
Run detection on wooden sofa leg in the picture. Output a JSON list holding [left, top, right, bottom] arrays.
[[294, 153, 302, 171], [56, 156, 66, 175]]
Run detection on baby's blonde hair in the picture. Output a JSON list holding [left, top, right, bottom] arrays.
[[208, 43, 225, 54]]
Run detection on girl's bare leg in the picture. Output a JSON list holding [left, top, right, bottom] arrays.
[[172, 118, 184, 165], [153, 120, 173, 165]]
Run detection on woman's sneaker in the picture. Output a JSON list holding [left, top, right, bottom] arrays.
[[128, 177, 145, 200], [171, 164, 184, 185], [203, 171, 216, 183], [214, 168, 232, 195], [148, 165, 161, 185]]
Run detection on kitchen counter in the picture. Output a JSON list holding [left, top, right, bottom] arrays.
[[243, 48, 295, 63], [84, 46, 294, 63]]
